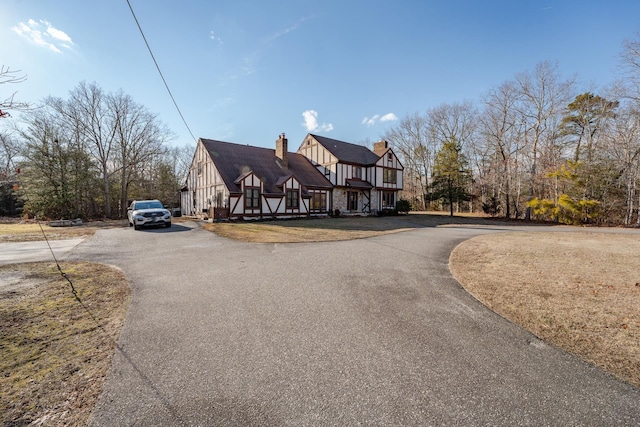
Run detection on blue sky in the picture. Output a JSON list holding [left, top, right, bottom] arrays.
[[3, 1, 640, 150]]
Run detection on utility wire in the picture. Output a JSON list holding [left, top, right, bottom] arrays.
[[125, 0, 197, 143], [37, 218, 81, 303], [35, 220, 184, 422], [36, 218, 115, 343]]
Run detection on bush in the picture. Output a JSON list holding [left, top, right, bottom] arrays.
[[482, 196, 501, 216], [395, 198, 412, 214]]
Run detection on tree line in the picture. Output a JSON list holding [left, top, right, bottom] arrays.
[[1, 79, 193, 219], [385, 34, 640, 225]]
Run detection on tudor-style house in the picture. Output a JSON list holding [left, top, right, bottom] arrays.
[[181, 133, 403, 219], [297, 134, 403, 215], [182, 134, 332, 219]]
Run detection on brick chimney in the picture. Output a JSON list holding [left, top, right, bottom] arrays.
[[276, 133, 288, 169], [373, 140, 388, 155]]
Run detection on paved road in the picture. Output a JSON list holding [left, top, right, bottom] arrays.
[[0, 238, 85, 265], [61, 222, 639, 426]]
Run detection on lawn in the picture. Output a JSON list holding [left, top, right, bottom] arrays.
[[450, 231, 640, 388], [0, 261, 130, 426], [204, 211, 507, 243]]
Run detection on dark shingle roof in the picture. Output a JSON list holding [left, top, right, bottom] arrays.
[[201, 138, 332, 195], [310, 134, 380, 166], [345, 179, 373, 189]]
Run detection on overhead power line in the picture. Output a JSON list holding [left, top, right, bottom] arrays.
[[125, 0, 197, 143]]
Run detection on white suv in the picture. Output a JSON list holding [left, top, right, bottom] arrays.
[[127, 200, 171, 230]]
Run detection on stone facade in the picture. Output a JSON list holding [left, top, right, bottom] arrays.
[[333, 188, 381, 215]]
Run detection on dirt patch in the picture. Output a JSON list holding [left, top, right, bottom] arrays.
[[0, 261, 131, 426], [450, 231, 640, 388], [0, 270, 47, 294]]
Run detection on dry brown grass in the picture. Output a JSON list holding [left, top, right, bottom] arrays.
[[204, 217, 414, 242], [450, 232, 640, 388], [201, 212, 514, 243], [0, 261, 130, 426]]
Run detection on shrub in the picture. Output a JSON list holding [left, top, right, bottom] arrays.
[[482, 196, 501, 216], [395, 198, 412, 214]]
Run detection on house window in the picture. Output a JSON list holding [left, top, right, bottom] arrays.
[[354, 166, 362, 179], [245, 187, 260, 209], [310, 191, 327, 211], [383, 168, 397, 184], [387, 152, 393, 162], [324, 166, 331, 177], [347, 191, 358, 211], [382, 191, 395, 209], [216, 191, 223, 208], [286, 189, 299, 208], [198, 161, 203, 175]]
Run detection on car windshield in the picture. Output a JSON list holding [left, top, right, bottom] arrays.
[[134, 201, 164, 210]]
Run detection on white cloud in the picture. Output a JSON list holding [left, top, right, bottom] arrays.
[[302, 110, 333, 132], [362, 112, 398, 126], [209, 30, 223, 45], [265, 16, 310, 44], [12, 19, 73, 53], [380, 113, 398, 122], [362, 115, 379, 127]]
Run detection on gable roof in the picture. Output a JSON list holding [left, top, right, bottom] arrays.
[[200, 138, 332, 195], [309, 134, 381, 166]]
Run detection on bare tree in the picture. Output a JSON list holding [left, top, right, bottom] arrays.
[[19, 82, 175, 219], [0, 131, 20, 175], [479, 80, 524, 218], [621, 33, 640, 103], [427, 101, 477, 150], [515, 61, 575, 218], [382, 113, 432, 209], [171, 144, 195, 185], [62, 82, 117, 216], [1, 66, 29, 116], [108, 90, 173, 217], [606, 106, 640, 224]]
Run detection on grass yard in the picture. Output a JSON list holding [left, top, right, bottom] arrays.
[[450, 232, 640, 388], [204, 216, 413, 242], [203, 211, 510, 243], [0, 261, 130, 426]]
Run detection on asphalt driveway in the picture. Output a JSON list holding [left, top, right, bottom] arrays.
[[62, 221, 640, 426], [0, 238, 85, 265]]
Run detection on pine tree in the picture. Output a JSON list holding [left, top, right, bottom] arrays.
[[429, 139, 473, 216]]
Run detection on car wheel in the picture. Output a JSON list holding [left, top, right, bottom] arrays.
[[165, 221, 171, 228]]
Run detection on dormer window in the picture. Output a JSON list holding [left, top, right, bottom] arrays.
[[245, 187, 260, 209], [286, 189, 299, 208]]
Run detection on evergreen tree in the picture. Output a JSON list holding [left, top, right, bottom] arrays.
[[429, 139, 473, 216]]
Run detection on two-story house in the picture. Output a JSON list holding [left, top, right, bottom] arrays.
[[297, 134, 403, 215], [181, 133, 403, 219]]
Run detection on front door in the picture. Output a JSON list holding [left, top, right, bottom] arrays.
[[347, 191, 358, 212]]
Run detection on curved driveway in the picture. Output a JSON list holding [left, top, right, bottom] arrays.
[[64, 221, 640, 426]]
